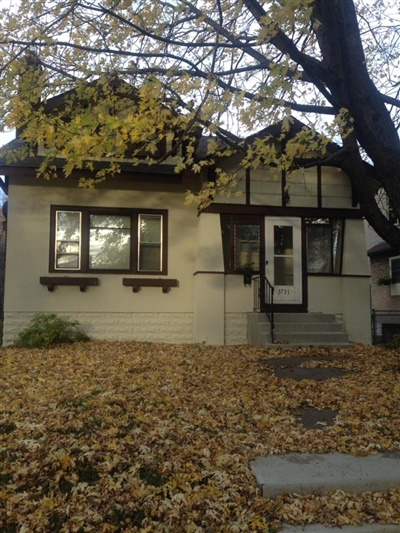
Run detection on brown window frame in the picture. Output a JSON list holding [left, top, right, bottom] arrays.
[[49, 205, 168, 274], [221, 214, 263, 274], [305, 217, 344, 275]]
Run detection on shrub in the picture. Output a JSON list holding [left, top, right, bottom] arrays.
[[14, 313, 90, 348], [387, 333, 400, 349]]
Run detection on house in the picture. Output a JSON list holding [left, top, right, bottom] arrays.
[[0, 88, 372, 346], [366, 215, 400, 343]]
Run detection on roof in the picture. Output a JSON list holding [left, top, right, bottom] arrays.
[[367, 241, 393, 257]]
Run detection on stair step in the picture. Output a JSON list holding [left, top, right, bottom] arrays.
[[274, 332, 349, 344], [274, 312, 338, 323], [247, 312, 350, 347], [274, 322, 345, 333]]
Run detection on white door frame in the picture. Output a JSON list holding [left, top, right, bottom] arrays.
[[265, 217, 303, 305]]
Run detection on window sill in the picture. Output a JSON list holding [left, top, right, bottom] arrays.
[[40, 276, 99, 292], [122, 278, 178, 293]]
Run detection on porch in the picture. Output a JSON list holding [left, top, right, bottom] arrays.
[[248, 311, 349, 347], [248, 275, 350, 347]]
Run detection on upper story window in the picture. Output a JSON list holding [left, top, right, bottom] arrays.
[[51, 206, 167, 274], [306, 218, 344, 274]]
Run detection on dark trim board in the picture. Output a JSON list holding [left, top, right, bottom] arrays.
[[204, 203, 363, 219], [40, 276, 99, 292], [266, 304, 308, 313], [0, 165, 183, 184], [122, 278, 178, 293]]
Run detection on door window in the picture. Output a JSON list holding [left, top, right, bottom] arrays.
[[273, 225, 294, 286], [265, 217, 302, 305]]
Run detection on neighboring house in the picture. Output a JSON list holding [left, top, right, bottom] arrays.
[[0, 91, 372, 346], [366, 217, 400, 343], [0, 201, 6, 328]]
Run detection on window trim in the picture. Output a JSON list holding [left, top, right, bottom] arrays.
[[50, 205, 168, 274], [305, 218, 345, 276], [221, 214, 263, 274]]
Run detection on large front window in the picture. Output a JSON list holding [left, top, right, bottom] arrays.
[[52, 206, 167, 273], [306, 218, 344, 274]]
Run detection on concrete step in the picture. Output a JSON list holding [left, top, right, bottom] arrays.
[[274, 313, 338, 323], [247, 312, 350, 346], [250, 452, 400, 499], [252, 452, 400, 533], [274, 322, 345, 333], [274, 331, 349, 344]]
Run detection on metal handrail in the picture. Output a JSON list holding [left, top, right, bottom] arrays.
[[253, 275, 275, 343], [265, 276, 275, 344]]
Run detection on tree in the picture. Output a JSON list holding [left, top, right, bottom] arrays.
[[0, 0, 399, 247]]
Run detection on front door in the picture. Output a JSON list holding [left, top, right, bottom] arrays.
[[265, 217, 303, 306]]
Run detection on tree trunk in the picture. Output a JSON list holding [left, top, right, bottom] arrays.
[[312, 0, 400, 249]]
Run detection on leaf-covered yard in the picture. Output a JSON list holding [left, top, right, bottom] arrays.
[[0, 341, 399, 532]]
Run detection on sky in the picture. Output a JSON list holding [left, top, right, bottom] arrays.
[[0, 130, 14, 189], [0, 129, 15, 147]]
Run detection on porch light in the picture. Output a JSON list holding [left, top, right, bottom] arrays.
[[243, 269, 253, 287]]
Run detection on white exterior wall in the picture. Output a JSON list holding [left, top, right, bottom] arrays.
[[224, 275, 254, 344], [321, 167, 353, 209], [3, 180, 198, 345], [286, 168, 318, 208], [4, 311, 193, 344], [192, 214, 225, 344], [308, 219, 371, 344], [250, 168, 282, 206]]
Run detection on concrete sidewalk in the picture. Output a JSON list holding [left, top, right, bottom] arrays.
[[250, 452, 400, 533], [250, 452, 400, 498], [281, 525, 400, 532]]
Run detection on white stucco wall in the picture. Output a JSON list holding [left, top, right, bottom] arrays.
[[342, 219, 370, 276], [308, 276, 371, 344], [308, 218, 371, 344], [3, 179, 198, 345], [192, 213, 225, 344]]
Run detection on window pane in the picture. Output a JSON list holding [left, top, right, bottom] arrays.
[[89, 215, 131, 269], [234, 224, 260, 270], [274, 226, 293, 255], [391, 258, 400, 283], [55, 211, 81, 270], [138, 214, 162, 271], [139, 215, 162, 242], [307, 225, 332, 273], [332, 219, 344, 274], [90, 215, 131, 229], [220, 214, 232, 271], [56, 254, 80, 269], [274, 257, 294, 285]]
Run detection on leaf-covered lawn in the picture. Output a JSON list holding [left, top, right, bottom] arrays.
[[0, 341, 399, 532]]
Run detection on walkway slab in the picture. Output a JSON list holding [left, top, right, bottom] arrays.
[[250, 452, 400, 499], [281, 524, 400, 532]]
